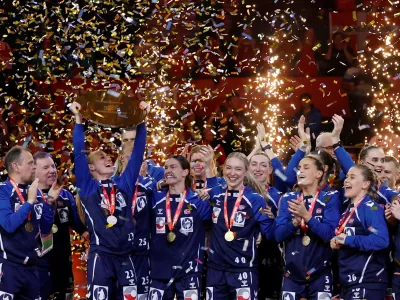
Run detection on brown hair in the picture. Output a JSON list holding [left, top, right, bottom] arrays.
[[168, 155, 193, 188], [352, 164, 379, 201], [385, 155, 399, 170], [5, 146, 30, 173]]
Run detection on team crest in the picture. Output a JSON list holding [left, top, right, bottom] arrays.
[[233, 212, 246, 228], [34, 203, 43, 220], [183, 290, 198, 300], [348, 218, 354, 224], [344, 227, 356, 236], [136, 196, 147, 213], [14, 203, 21, 212], [156, 217, 165, 234], [282, 291, 295, 300], [0, 291, 14, 300], [316, 208, 322, 214], [212, 207, 221, 224], [318, 292, 331, 300], [123, 285, 137, 300], [93, 285, 108, 300], [116, 192, 127, 208], [57, 207, 69, 223], [206, 287, 213, 300], [180, 217, 194, 233], [148, 288, 164, 300], [236, 287, 251, 300], [239, 205, 246, 210], [184, 209, 191, 215]]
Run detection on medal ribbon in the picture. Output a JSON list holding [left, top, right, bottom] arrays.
[[165, 189, 187, 232], [10, 178, 31, 221], [300, 189, 320, 235], [224, 186, 246, 232], [335, 196, 365, 236], [101, 184, 116, 216], [131, 184, 139, 217]]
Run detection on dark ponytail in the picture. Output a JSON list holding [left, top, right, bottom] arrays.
[[358, 145, 381, 163], [310, 150, 342, 190]]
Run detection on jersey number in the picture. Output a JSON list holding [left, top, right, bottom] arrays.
[[235, 257, 246, 264]]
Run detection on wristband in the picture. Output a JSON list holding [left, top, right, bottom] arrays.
[[333, 141, 343, 148], [262, 144, 271, 151]]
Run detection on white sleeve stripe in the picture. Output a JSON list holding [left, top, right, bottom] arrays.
[[0, 233, 6, 259], [152, 197, 166, 209], [358, 252, 374, 284]]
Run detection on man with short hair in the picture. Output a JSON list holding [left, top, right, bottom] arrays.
[[315, 132, 336, 159], [381, 156, 400, 190], [0, 146, 60, 299], [34, 152, 86, 300]]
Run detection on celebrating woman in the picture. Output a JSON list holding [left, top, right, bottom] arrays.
[[275, 156, 341, 299], [201, 150, 275, 299], [149, 155, 211, 299], [331, 165, 389, 299], [71, 102, 146, 300]]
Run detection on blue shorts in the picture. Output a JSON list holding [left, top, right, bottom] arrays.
[[206, 268, 258, 300], [87, 252, 137, 300], [341, 285, 386, 300], [0, 261, 40, 300], [149, 273, 201, 300], [131, 254, 150, 297], [281, 271, 332, 300]]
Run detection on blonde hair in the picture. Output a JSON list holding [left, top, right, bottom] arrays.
[[225, 152, 269, 201], [114, 141, 134, 176], [74, 193, 86, 225], [249, 151, 272, 184], [190, 145, 218, 176]]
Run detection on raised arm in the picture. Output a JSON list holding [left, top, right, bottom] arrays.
[[117, 122, 147, 198], [70, 102, 96, 197], [331, 114, 354, 174]]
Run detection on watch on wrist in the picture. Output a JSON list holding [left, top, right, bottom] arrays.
[[333, 141, 343, 148], [262, 144, 271, 151]]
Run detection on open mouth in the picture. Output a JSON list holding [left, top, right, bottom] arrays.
[[227, 176, 239, 182], [374, 168, 382, 174], [165, 174, 176, 179], [344, 185, 352, 191], [105, 163, 112, 168]]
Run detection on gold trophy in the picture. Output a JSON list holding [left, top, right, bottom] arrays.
[[76, 90, 148, 127]]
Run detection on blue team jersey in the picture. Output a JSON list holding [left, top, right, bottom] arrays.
[[338, 195, 389, 290], [131, 176, 155, 255], [150, 188, 211, 281], [206, 181, 275, 272], [38, 189, 86, 267], [73, 122, 146, 256], [0, 178, 54, 266], [275, 190, 340, 282]]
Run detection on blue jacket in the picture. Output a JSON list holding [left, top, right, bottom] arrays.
[[270, 157, 288, 193], [338, 195, 389, 290], [0, 179, 54, 266], [286, 149, 345, 188], [73, 122, 146, 256], [150, 188, 211, 281], [38, 189, 86, 267], [334, 146, 398, 206], [132, 176, 155, 255], [206, 178, 275, 271], [266, 185, 282, 217], [275, 190, 340, 282]]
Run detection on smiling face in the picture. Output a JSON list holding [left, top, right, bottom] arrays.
[[223, 157, 247, 190], [190, 152, 205, 179], [360, 148, 385, 176], [14, 150, 36, 184], [381, 160, 399, 189], [164, 158, 189, 186], [35, 157, 57, 188], [344, 166, 371, 199], [296, 157, 323, 188], [88, 150, 114, 179], [249, 154, 272, 184]]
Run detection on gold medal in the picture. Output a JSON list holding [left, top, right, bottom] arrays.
[[52, 224, 58, 234], [167, 232, 176, 243], [25, 222, 34, 233], [224, 230, 235, 242], [302, 235, 311, 246]]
